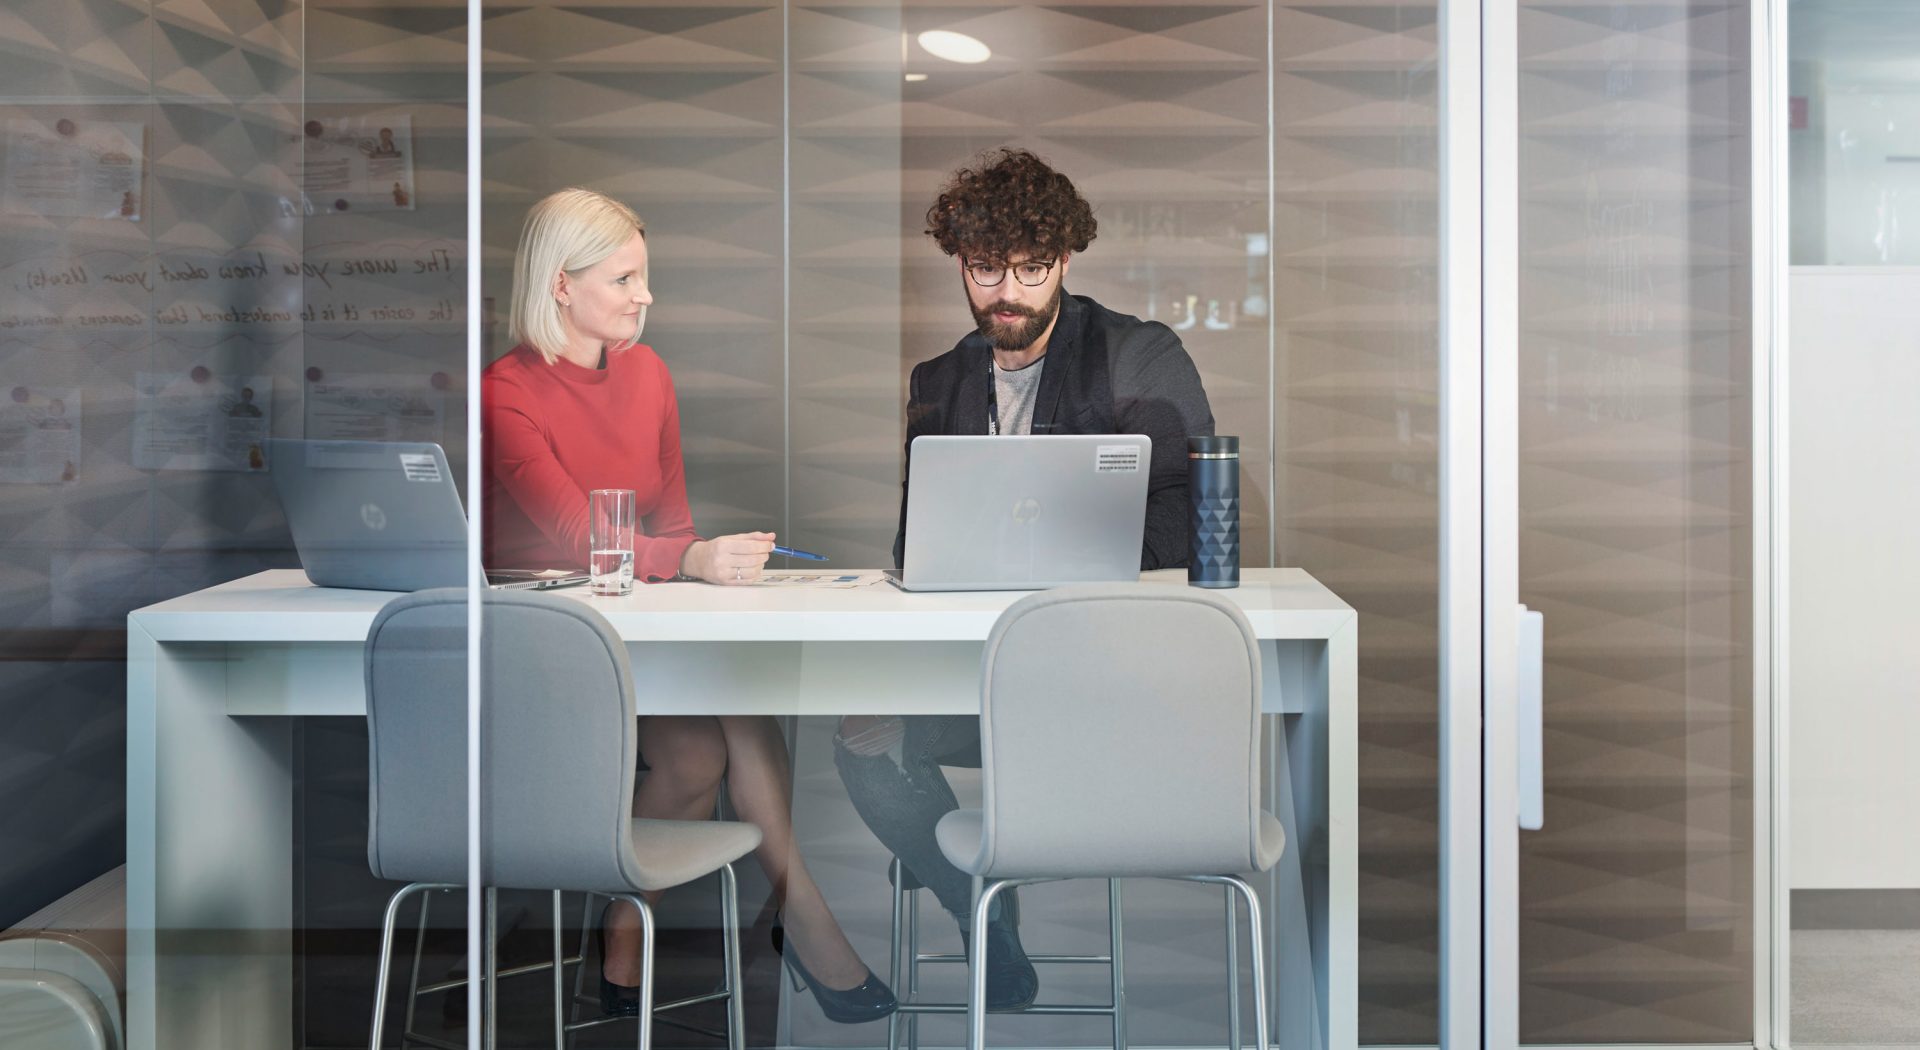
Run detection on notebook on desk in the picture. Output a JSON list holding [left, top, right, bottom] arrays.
[[889, 434, 1150, 592], [268, 439, 588, 593]]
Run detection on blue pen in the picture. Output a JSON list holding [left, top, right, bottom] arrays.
[[772, 545, 829, 561]]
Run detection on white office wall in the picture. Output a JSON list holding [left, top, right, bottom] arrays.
[[1788, 268, 1920, 889]]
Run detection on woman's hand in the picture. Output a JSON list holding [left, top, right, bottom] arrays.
[[681, 532, 775, 585]]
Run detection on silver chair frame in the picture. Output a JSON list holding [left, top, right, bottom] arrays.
[[963, 874, 1266, 1050], [885, 861, 1252, 1050], [368, 864, 746, 1050]]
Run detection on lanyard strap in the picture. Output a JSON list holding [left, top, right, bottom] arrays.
[[985, 356, 1000, 435]]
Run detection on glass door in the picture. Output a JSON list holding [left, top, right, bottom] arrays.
[[1480, 0, 1766, 1045]]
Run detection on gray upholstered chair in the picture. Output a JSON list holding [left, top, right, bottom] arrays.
[[935, 584, 1285, 1050], [364, 587, 761, 1050]]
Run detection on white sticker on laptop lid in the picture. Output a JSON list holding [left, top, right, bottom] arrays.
[[1095, 445, 1141, 473], [399, 452, 440, 483]]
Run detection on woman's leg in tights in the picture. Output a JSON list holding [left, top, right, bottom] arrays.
[[715, 715, 874, 990], [603, 715, 729, 986]]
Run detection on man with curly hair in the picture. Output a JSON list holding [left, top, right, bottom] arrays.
[[834, 147, 1216, 1012]]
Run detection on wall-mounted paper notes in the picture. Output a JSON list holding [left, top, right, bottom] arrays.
[[133, 371, 271, 472], [0, 385, 79, 483]]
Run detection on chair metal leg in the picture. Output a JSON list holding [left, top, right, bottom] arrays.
[[552, 891, 567, 1050], [967, 879, 1022, 1050], [1194, 876, 1268, 1050], [1225, 886, 1241, 1050], [400, 889, 434, 1050], [905, 882, 922, 1050], [611, 893, 657, 1050], [484, 888, 499, 1050], [372, 883, 455, 1050], [887, 859, 906, 1050], [719, 865, 746, 1050], [1108, 880, 1127, 1050]]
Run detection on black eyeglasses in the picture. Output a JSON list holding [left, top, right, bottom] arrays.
[[964, 257, 1057, 288]]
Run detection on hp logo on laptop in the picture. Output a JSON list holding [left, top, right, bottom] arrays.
[[1011, 497, 1042, 524], [361, 502, 388, 531]]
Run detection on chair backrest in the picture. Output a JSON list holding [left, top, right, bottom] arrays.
[[365, 588, 644, 892], [970, 584, 1264, 879]]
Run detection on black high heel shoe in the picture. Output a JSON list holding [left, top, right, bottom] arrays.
[[596, 902, 642, 1017], [771, 914, 898, 1024]]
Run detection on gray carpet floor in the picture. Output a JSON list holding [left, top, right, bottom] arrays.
[[1793, 929, 1920, 1045]]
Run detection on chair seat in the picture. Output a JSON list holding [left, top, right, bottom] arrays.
[[935, 809, 1286, 879], [622, 818, 762, 893]]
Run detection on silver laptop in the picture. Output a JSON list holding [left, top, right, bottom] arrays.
[[269, 439, 586, 592], [893, 434, 1150, 592]]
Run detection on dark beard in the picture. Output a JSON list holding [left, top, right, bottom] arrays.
[[971, 284, 1062, 352]]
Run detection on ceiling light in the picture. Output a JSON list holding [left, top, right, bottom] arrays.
[[917, 30, 990, 64], [904, 73, 929, 82]]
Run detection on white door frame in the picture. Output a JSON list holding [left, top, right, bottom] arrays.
[[1437, 0, 1486, 1046], [1758, 0, 1790, 1045]]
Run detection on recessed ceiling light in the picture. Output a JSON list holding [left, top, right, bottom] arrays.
[[917, 30, 990, 64], [904, 73, 929, 82]]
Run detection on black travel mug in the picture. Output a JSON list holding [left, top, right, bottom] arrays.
[[1188, 435, 1240, 588]]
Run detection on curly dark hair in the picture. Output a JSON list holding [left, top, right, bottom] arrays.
[[925, 148, 1097, 262]]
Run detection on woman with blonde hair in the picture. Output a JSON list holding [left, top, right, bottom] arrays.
[[483, 187, 896, 1022]]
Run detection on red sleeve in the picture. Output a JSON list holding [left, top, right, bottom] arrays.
[[484, 375, 594, 565], [635, 359, 699, 582]]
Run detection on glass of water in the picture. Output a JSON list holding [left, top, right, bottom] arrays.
[[588, 488, 635, 596]]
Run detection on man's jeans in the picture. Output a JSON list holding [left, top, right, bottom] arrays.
[[833, 713, 984, 924]]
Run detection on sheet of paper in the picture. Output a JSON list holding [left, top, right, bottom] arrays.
[[3, 118, 144, 220], [294, 115, 415, 214], [755, 570, 888, 589], [305, 375, 443, 442], [133, 371, 271, 472], [0, 385, 79, 482]]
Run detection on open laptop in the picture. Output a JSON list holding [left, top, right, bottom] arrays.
[[269, 439, 587, 592], [891, 434, 1150, 592]]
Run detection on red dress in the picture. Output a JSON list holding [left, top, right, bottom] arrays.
[[482, 343, 699, 581]]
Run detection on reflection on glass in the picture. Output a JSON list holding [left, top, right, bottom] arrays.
[[1516, 0, 1754, 1041], [1788, 4, 1920, 1048], [1790, 0, 1920, 265]]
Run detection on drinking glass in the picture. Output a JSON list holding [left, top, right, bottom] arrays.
[[588, 488, 635, 596]]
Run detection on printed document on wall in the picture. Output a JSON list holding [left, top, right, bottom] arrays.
[[0, 385, 79, 482], [133, 371, 271, 471]]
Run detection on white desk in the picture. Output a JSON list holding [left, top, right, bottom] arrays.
[[126, 568, 1356, 1050]]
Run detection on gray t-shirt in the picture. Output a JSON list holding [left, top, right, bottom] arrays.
[[993, 358, 1046, 436]]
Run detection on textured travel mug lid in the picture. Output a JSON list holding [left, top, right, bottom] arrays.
[[1188, 435, 1239, 458]]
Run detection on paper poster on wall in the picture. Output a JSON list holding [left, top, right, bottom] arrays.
[[305, 375, 444, 442], [293, 115, 415, 214], [132, 371, 271, 472], [0, 385, 79, 483], [3, 118, 144, 221]]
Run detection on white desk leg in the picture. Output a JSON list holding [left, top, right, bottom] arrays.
[[1325, 617, 1358, 1050], [127, 628, 295, 1050], [1263, 706, 1320, 1050]]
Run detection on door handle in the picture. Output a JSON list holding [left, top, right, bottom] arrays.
[[1517, 605, 1544, 830]]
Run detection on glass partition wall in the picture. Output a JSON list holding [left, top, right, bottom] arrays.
[[0, 0, 1774, 1047], [476, 1, 1448, 1046], [1513, 0, 1758, 1041], [0, 0, 478, 1046], [1786, 1, 1920, 1046]]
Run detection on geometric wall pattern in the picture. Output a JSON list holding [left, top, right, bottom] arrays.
[[1516, 0, 1753, 1041], [0, 0, 308, 935], [1271, 1, 1442, 1041]]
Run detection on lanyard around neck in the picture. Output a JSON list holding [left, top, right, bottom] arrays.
[[986, 356, 1001, 435]]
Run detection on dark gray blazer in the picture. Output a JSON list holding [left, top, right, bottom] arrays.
[[895, 292, 1216, 571]]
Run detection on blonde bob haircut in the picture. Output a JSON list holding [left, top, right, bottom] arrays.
[[509, 188, 647, 365]]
